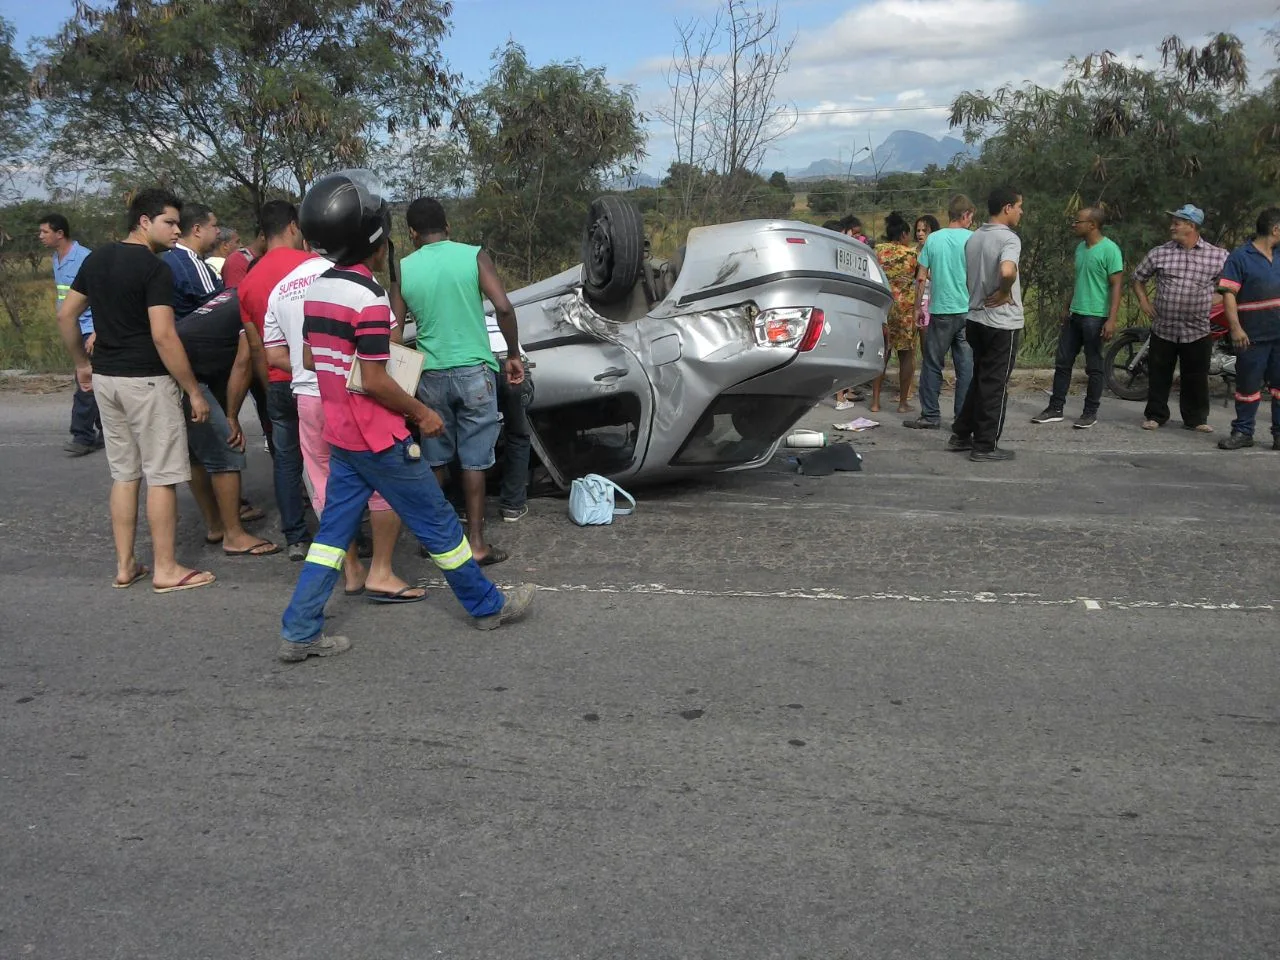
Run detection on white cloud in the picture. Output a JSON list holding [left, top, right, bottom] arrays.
[[634, 0, 1278, 170], [788, 0, 1277, 97], [791, 103, 951, 133], [796, 0, 1027, 64]]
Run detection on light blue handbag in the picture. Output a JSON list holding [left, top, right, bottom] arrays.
[[569, 474, 636, 526]]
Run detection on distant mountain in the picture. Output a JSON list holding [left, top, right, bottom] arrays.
[[605, 129, 974, 193], [788, 157, 851, 180], [853, 130, 974, 174], [788, 130, 975, 180]]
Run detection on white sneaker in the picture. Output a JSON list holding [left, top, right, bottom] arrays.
[[835, 400, 855, 411]]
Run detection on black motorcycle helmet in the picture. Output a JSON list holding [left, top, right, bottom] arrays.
[[299, 169, 390, 267]]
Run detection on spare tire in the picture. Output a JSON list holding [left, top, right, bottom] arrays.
[[581, 195, 645, 305]]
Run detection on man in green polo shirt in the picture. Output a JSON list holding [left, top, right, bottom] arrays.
[[400, 198, 524, 566], [906, 194, 976, 429], [1033, 206, 1123, 428]]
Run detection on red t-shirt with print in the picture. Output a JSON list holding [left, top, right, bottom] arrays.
[[238, 247, 317, 384]]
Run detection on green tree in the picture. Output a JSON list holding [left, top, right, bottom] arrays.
[[869, 170, 941, 211], [34, 0, 458, 221], [950, 33, 1267, 353], [377, 131, 469, 204], [0, 18, 30, 198], [0, 17, 35, 329], [804, 179, 853, 215], [717, 168, 792, 218], [455, 43, 645, 285]]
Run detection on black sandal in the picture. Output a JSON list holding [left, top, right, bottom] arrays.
[[476, 547, 509, 567]]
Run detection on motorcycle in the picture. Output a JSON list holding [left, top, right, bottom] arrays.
[[1104, 303, 1236, 402]]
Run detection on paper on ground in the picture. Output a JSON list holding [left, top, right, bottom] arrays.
[[833, 417, 880, 431]]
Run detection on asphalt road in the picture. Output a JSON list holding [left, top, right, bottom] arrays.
[[2, 384, 1277, 960]]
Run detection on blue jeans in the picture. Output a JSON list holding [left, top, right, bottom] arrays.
[[417, 364, 501, 471], [184, 383, 247, 473], [280, 439, 504, 644], [1049, 314, 1106, 416], [267, 382, 308, 546], [918, 313, 973, 423], [498, 374, 534, 510], [1230, 339, 1280, 437], [70, 333, 102, 445]]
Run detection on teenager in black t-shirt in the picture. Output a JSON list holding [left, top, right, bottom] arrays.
[[57, 188, 217, 595], [72, 244, 175, 377]]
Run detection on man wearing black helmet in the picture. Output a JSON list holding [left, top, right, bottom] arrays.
[[276, 171, 536, 662]]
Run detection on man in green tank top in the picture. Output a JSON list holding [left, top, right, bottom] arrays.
[[400, 198, 523, 566]]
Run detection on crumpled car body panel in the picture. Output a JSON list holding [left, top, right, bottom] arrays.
[[511, 218, 892, 487]]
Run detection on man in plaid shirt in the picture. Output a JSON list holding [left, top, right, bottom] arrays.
[[1132, 204, 1228, 432]]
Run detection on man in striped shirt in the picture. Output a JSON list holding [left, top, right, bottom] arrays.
[[277, 170, 534, 662], [263, 252, 425, 599], [162, 203, 224, 318]]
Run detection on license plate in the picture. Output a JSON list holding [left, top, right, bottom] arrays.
[[836, 247, 869, 279]]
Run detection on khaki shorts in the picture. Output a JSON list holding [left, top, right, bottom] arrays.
[[93, 373, 192, 485]]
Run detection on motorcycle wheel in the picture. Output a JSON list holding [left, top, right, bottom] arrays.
[[1105, 327, 1151, 401]]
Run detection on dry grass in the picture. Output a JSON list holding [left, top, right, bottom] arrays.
[[0, 269, 65, 371]]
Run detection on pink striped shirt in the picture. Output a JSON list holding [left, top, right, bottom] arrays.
[[301, 264, 409, 453]]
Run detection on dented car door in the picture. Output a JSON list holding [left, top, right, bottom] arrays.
[[521, 306, 656, 487]]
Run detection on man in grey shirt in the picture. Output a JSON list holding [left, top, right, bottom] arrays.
[[947, 186, 1025, 462]]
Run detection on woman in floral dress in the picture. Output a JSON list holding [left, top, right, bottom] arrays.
[[871, 212, 920, 413]]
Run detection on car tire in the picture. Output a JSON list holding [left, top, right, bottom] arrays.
[[582, 196, 645, 305]]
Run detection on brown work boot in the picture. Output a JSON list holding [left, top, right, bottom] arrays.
[[277, 634, 352, 662], [475, 584, 536, 631]]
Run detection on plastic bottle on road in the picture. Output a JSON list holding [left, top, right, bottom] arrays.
[[786, 430, 827, 448]]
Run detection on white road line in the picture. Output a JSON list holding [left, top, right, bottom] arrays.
[[827, 472, 1249, 490], [461, 581, 1277, 613], [641, 497, 1213, 526]]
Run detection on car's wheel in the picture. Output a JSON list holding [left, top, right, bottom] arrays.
[[582, 196, 645, 305]]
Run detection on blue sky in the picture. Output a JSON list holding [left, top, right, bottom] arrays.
[[9, 0, 1279, 173]]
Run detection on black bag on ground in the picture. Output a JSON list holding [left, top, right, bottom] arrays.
[[797, 442, 863, 476]]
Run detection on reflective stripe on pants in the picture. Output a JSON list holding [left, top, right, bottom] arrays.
[[1229, 339, 1280, 438], [281, 438, 504, 644]]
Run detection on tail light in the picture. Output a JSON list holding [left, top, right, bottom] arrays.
[[753, 307, 825, 352]]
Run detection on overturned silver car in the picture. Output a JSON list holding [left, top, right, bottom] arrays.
[[496, 198, 891, 487]]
